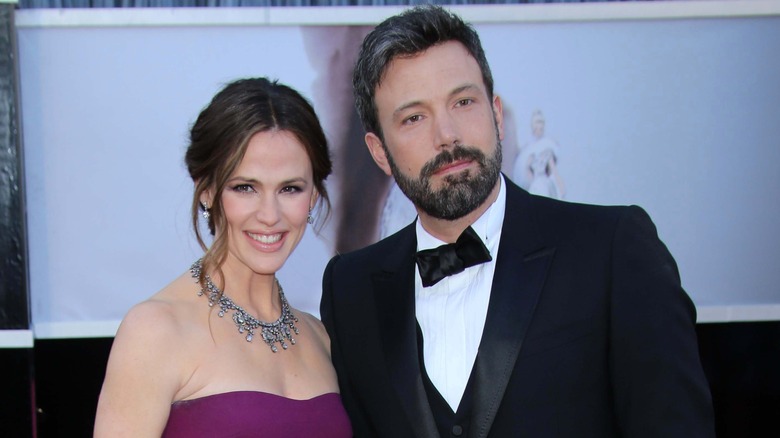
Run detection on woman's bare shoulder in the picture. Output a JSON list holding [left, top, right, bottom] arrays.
[[111, 275, 190, 360], [294, 309, 331, 351], [95, 271, 204, 436], [120, 272, 200, 334]]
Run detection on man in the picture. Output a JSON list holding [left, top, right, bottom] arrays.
[[321, 5, 714, 437]]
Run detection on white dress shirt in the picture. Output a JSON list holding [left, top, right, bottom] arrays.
[[415, 176, 506, 411]]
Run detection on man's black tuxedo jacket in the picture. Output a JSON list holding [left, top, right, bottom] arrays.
[[321, 180, 714, 437]]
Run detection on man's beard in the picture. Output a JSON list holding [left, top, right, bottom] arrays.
[[385, 142, 502, 221]]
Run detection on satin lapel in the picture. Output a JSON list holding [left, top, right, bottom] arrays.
[[372, 224, 439, 438], [469, 181, 555, 438]]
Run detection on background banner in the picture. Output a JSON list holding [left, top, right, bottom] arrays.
[[17, 7, 780, 337]]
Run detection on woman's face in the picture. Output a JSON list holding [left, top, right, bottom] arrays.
[[218, 129, 316, 276]]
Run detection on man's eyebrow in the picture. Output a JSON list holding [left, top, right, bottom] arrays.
[[393, 100, 423, 119], [391, 83, 483, 119], [450, 83, 480, 97]]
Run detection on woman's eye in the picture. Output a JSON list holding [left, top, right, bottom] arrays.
[[231, 184, 255, 193], [281, 185, 302, 194]]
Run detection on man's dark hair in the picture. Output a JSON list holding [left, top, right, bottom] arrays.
[[352, 4, 494, 139]]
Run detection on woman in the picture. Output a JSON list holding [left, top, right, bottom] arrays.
[[94, 78, 351, 437]]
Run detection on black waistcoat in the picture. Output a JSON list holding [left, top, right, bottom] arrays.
[[417, 323, 477, 438]]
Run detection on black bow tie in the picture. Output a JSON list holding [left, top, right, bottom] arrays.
[[415, 226, 493, 288]]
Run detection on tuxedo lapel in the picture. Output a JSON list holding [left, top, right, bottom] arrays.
[[469, 181, 555, 438], [372, 223, 439, 438]]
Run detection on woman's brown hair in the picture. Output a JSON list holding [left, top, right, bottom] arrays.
[[185, 77, 332, 290]]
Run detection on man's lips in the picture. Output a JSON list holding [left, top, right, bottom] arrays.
[[432, 159, 473, 176]]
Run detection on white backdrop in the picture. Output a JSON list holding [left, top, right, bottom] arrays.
[[16, 4, 780, 338]]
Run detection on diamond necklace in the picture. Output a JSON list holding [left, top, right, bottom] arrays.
[[190, 259, 299, 353]]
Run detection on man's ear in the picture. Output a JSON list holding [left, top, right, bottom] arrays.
[[492, 94, 505, 141], [365, 132, 393, 176]]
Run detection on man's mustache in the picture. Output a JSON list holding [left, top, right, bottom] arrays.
[[420, 145, 485, 178]]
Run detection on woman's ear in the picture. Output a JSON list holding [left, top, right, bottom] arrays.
[[199, 187, 214, 210], [310, 188, 320, 210]]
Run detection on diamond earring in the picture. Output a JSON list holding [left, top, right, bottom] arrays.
[[201, 202, 210, 220]]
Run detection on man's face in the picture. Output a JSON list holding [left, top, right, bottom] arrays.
[[366, 41, 504, 221]]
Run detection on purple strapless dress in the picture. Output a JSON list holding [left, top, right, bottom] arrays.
[[162, 391, 352, 438]]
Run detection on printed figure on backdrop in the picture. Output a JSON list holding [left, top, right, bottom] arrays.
[[513, 109, 566, 199], [94, 78, 351, 438], [321, 5, 715, 437], [378, 181, 418, 239], [302, 25, 392, 253]]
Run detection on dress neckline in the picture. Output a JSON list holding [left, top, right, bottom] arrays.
[[172, 390, 339, 406]]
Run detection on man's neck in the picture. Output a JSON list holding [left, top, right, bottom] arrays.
[[416, 178, 501, 243]]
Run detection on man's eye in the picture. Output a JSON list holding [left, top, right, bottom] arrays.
[[403, 114, 422, 125], [456, 98, 473, 107]]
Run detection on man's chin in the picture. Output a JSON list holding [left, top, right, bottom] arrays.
[[431, 168, 473, 187]]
